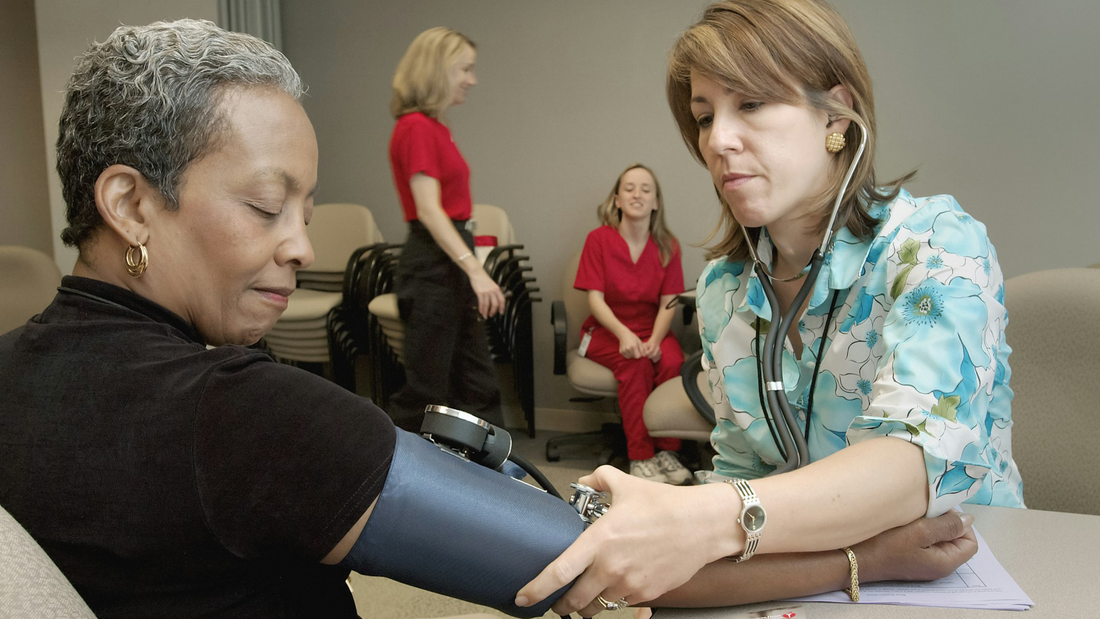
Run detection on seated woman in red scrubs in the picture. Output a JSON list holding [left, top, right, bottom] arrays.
[[574, 164, 691, 484]]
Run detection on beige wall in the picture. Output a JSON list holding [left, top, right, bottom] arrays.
[[1, 0, 52, 255], [33, 0, 219, 275], [280, 0, 1100, 418], [8, 1, 1099, 422]]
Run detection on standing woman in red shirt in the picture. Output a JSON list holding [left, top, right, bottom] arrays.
[[388, 28, 506, 431], [574, 164, 692, 484]]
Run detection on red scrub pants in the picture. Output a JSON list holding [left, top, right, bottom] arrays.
[[583, 326, 684, 461]]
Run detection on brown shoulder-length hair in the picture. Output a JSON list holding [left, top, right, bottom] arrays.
[[667, 0, 914, 261], [391, 27, 475, 119], [598, 163, 680, 267]]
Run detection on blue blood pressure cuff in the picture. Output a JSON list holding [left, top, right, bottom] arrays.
[[339, 429, 584, 617]]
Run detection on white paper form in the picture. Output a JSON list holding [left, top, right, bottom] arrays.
[[785, 529, 1034, 611]]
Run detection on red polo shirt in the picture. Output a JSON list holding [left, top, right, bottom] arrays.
[[389, 112, 472, 222]]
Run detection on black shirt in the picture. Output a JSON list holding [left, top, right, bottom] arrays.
[[0, 276, 395, 618]]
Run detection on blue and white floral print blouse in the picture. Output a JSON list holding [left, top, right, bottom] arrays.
[[696, 189, 1024, 516]]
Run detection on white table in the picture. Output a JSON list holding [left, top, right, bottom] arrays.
[[654, 505, 1100, 618]]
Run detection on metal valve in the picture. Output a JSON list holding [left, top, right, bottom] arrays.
[[568, 483, 610, 525]]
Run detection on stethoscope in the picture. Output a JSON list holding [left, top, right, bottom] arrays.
[[742, 120, 868, 474]]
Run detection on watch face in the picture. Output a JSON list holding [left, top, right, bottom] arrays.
[[743, 504, 766, 532]]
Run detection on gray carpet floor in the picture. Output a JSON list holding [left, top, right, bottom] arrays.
[[349, 429, 638, 619]]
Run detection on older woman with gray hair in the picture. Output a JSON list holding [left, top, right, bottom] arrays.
[[0, 19, 588, 619]]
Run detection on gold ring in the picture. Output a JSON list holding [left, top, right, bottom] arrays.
[[597, 594, 628, 611]]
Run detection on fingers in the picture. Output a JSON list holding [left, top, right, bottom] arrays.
[[574, 592, 631, 618], [917, 512, 979, 580], [583, 465, 624, 492], [516, 528, 598, 610], [491, 286, 505, 316], [554, 578, 615, 616], [475, 288, 506, 318], [920, 511, 968, 547]]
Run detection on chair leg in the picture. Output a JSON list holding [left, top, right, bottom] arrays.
[[544, 423, 625, 464]]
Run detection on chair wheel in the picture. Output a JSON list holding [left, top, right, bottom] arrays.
[[546, 444, 561, 462]]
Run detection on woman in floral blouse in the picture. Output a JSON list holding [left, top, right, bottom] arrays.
[[517, 0, 1021, 615]]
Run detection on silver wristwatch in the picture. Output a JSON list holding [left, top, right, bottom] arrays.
[[724, 479, 766, 562]]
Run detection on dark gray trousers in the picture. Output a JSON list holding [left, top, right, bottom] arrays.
[[387, 220, 502, 432]]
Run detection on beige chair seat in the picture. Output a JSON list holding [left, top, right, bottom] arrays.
[[282, 289, 343, 321], [368, 292, 400, 321], [264, 344, 329, 363], [564, 351, 618, 397], [266, 346, 330, 359], [264, 334, 331, 350], [264, 328, 329, 343], [367, 292, 407, 364], [644, 372, 713, 441], [267, 316, 328, 331]]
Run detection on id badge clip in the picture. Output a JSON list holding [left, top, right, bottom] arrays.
[[577, 328, 594, 358]]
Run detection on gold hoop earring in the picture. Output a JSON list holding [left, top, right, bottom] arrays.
[[825, 132, 846, 153], [125, 243, 148, 278]]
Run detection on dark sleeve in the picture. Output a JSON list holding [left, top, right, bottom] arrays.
[[574, 228, 606, 292], [660, 242, 685, 296], [392, 115, 441, 182], [193, 355, 396, 561]]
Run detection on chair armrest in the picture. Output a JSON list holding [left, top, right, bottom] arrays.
[[674, 290, 696, 325], [681, 349, 715, 425], [485, 245, 525, 280], [551, 300, 568, 375]]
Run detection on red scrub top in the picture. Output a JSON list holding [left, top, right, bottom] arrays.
[[574, 225, 684, 337], [389, 112, 473, 222]]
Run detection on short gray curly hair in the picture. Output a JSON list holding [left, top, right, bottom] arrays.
[[57, 19, 304, 248]]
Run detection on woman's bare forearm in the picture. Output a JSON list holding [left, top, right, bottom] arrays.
[[648, 550, 849, 608], [752, 437, 927, 553], [409, 173, 481, 276], [588, 290, 631, 339], [648, 294, 678, 343]]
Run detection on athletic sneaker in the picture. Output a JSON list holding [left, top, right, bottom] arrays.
[[629, 457, 669, 483], [654, 451, 693, 485]]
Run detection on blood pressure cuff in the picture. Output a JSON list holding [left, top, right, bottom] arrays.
[[340, 428, 583, 617]]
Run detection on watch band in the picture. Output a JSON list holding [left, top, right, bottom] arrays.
[[723, 478, 766, 563]]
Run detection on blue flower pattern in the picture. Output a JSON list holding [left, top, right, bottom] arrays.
[[696, 190, 1024, 515]]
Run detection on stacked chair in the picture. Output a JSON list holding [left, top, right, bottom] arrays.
[[479, 204, 541, 437], [329, 240, 403, 397], [263, 204, 383, 371], [355, 205, 541, 436]]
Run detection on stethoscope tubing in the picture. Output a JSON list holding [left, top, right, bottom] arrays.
[[757, 250, 825, 473], [748, 119, 868, 473]]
